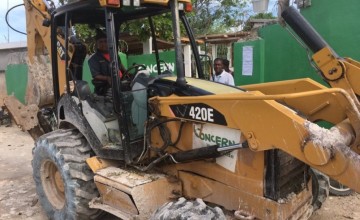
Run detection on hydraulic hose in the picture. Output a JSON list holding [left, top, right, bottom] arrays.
[[281, 6, 328, 54], [5, 4, 26, 35]]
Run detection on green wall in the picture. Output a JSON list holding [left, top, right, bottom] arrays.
[[259, 24, 323, 83], [234, 0, 360, 86], [5, 51, 175, 103], [5, 61, 94, 104], [301, 0, 360, 59], [82, 58, 94, 92], [233, 39, 265, 85], [128, 50, 176, 76]]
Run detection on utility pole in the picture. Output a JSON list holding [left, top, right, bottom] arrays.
[[7, 0, 9, 42]]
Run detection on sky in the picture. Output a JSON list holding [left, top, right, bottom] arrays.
[[268, 0, 279, 15], [0, 0, 26, 43], [0, 0, 279, 44]]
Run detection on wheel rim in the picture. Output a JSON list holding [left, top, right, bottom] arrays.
[[41, 160, 65, 209], [330, 179, 351, 192]]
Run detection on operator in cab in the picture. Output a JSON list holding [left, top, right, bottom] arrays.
[[88, 31, 126, 95], [211, 58, 235, 86]]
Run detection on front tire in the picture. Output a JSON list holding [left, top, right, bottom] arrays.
[[32, 129, 101, 220], [311, 169, 329, 210]]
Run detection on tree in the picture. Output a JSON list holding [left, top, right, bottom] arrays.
[[120, 15, 174, 42], [58, 0, 251, 45], [188, 0, 251, 36]]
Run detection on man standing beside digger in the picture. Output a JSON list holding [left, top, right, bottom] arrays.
[[212, 58, 235, 86]]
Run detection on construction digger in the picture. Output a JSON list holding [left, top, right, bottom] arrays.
[[3, 0, 360, 219]]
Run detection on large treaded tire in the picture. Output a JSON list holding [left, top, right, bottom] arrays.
[[151, 197, 226, 220], [311, 169, 329, 210], [32, 129, 102, 220]]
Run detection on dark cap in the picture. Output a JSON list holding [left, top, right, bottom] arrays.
[[95, 30, 107, 40]]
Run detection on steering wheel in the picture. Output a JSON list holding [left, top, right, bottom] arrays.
[[122, 64, 147, 81]]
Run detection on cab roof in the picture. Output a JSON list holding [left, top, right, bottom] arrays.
[[53, 0, 170, 26]]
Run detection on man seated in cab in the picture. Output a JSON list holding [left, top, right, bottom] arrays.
[[88, 31, 126, 95]]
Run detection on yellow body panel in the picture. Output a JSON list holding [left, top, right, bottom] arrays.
[[149, 77, 360, 194], [179, 171, 313, 220]]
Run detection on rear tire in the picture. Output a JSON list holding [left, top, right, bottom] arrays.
[[310, 169, 329, 210], [32, 129, 102, 220], [151, 197, 226, 220], [329, 179, 352, 196]]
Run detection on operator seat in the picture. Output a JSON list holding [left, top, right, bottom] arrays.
[[69, 36, 91, 100], [69, 36, 87, 81]]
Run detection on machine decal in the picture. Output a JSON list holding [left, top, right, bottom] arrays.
[[170, 103, 227, 125], [193, 123, 241, 172], [57, 41, 66, 60]]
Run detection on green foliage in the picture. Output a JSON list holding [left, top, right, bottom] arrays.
[[73, 24, 97, 53], [119, 0, 251, 40], [188, 0, 251, 35], [120, 14, 175, 42], [243, 12, 276, 31], [58, 0, 250, 48]]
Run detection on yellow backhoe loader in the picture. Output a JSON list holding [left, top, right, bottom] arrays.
[[3, 0, 360, 219]]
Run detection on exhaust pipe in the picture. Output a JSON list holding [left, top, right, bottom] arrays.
[[170, 0, 187, 87]]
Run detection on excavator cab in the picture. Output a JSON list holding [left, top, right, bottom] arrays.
[[38, 0, 204, 164]]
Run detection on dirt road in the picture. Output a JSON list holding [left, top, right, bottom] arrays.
[[0, 124, 46, 219], [310, 194, 360, 220], [0, 124, 359, 220]]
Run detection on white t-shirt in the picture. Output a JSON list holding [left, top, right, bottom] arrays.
[[212, 70, 235, 86]]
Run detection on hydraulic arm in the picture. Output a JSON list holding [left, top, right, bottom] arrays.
[[4, 0, 86, 139], [24, 0, 82, 107], [282, 7, 360, 153]]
